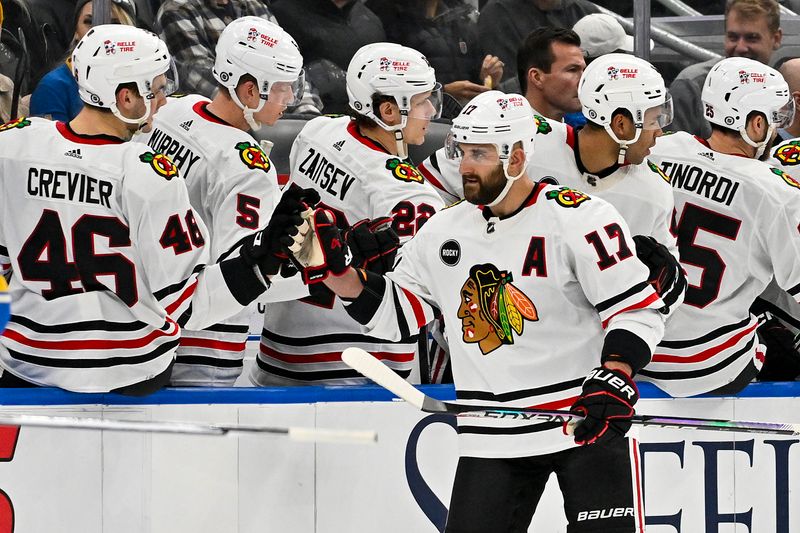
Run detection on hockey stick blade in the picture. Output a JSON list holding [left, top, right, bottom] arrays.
[[0, 414, 377, 444], [341, 347, 800, 436]]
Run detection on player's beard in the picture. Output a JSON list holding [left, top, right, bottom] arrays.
[[462, 164, 507, 205]]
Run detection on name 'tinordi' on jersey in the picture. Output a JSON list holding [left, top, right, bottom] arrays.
[[643, 131, 800, 396], [0, 118, 257, 392], [252, 115, 445, 385], [346, 183, 664, 458]]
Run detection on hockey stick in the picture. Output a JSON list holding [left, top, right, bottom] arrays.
[[0, 413, 377, 444], [342, 347, 800, 437]]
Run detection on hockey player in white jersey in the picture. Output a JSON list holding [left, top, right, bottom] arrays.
[[421, 54, 686, 314], [249, 43, 446, 386], [137, 17, 307, 386], [282, 91, 664, 532], [0, 25, 309, 394], [641, 56, 800, 397]]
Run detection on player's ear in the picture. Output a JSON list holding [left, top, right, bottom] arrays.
[[610, 112, 633, 141], [508, 141, 526, 174], [236, 79, 259, 107], [378, 100, 400, 126]]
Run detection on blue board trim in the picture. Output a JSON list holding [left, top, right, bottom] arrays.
[[0, 382, 797, 406]]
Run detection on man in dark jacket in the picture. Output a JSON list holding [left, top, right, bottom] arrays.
[[479, 0, 598, 82], [273, 0, 385, 112]]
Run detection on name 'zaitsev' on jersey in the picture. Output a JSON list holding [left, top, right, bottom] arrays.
[[138, 94, 304, 386], [642, 131, 800, 397], [420, 115, 678, 263], [0, 118, 262, 392], [251, 115, 445, 385], [343, 183, 664, 458]]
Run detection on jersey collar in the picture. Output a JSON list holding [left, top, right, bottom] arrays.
[[693, 135, 750, 158], [479, 181, 545, 221], [193, 100, 232, 126], [571, 126, 629, 180], [346, 120, 392, 155], [56, 121, 125, 145]]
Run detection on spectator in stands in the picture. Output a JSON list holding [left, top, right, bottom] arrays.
[[573, 13, 643, 63], [156, 0, 321, 113], [776, 58, 800, 142], [29, 0, 136, 122], [515, 27, 585, 123], [0, 0, 30, 122], [478, 0, 598, 82], [271, 0, 385, 114], [366, 0, 503, 111], [668, 0, 782, 138]]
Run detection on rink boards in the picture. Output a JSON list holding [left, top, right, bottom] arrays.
[[0, 383, 798, 533]]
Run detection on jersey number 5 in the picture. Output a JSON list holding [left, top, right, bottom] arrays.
[[674, 203, 741, 308]]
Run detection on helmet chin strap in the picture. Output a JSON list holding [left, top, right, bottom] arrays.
[[228, 87, 267, 131], [605, 125, 642, 165], [110, 99, 153, 131], [740, 124, 774, 159], [486, 160, 529, 208], [373, 106, 409, 158]]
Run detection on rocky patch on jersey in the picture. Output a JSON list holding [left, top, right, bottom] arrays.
[[647, 160, 671, 183], [770, 167, 800, 190], [773, 141, 800, 165], [235, 142, 271, 173], [0, 117, 31, 132], [458, 264, 538, 355], [139, 152, 178, 180], [534, 114, 552, 135], [386, 158, 424, 183], [545, 186, 590, 208]]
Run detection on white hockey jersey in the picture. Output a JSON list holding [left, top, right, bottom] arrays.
[[420, 117, 678, 262], [138, 95, 286, 386], [642, 131, 800, 396], [350, 183, 664, 458], [0, 118, 260, 392], [251, 116, 445, 385]]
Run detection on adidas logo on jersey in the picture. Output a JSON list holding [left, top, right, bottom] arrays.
[[179, 120, 193, 131], [699, 151, 715, 161], [332, 140, 345, 151], [64, 148, 82, 159]]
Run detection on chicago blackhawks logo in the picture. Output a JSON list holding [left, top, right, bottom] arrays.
[[235, 142, 271, 173], [770, 167, 800, 189], [139, 152, 178, 180], [534, 114, 552, 135], [774, 141, 800, 165], [457, 264, 538, 355], [545, 186, 590, 208], [386, 158, 423, 183], [647, 160, 671, 183], [0, 117, 31, 132]]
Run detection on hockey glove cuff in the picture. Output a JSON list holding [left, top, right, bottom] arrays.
[[633, 235, 686, 313], [568, 366, 639, 446]]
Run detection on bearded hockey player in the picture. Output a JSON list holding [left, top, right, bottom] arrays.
[[421, 54, 686, 315], [250, 42, 446, 386], [280, 90, 664, 532], [642, 56, 800, 396], [137, 17, 308, 386], [0, 25, 305, 393]]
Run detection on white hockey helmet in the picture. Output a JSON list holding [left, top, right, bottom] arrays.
[[445, 91, 536, 206], [346, 43, 442, 154], [72, 24, 177, 125], [213, 16, 305, 130], [702, 57, 793, 158], [579, 53, 672, 163]]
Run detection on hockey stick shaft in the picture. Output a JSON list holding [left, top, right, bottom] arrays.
[[0, 413, 377, 444], [341, 348, 800, 437]]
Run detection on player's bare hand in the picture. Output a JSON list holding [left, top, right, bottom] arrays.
[[443, 80, 489, 102], [480, 55, 504, 89]]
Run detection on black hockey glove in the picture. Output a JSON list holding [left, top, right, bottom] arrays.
[[568, 366, 639, 446], [633, 235, 686, 313], [344, 217, 400, 276], [756, 317, 800, 381], [239, 186, 320, 279], [291, 208, 353, 284]]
